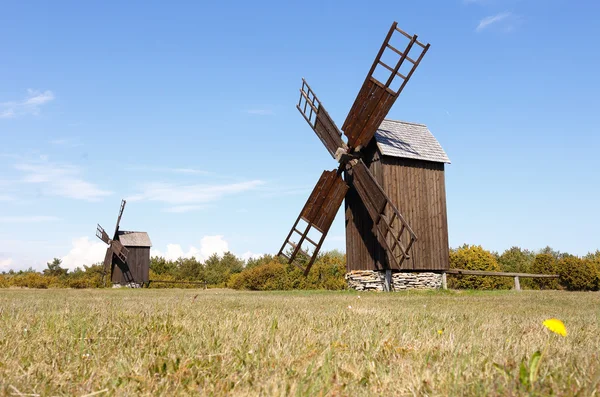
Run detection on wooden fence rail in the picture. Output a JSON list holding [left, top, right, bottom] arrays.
[[443, 269, 559, 291], [147, 280, 207, 289]]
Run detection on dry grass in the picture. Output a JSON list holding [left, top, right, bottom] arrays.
[[0, 289, 598, 396]]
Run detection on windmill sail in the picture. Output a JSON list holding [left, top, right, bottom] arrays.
[[296, 79, 347, 159], [342, 23, 430, 150], [349, 159, 416, 269], [278, 170, 348, 275]]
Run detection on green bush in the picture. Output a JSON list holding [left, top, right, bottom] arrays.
[[448, 245, 510, 290], [228, 253, 346, 291], [530, 254, 560, 289], [11, 272, 55, 289], [557, 256, 599, 291], [498, 247, 535, 289]]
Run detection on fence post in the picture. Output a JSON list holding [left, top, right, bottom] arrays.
[[442, 272, 447, 290], [384, 269, 392, 292], [514, 276, 521, 291]]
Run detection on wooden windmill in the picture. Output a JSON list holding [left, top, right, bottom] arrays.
[[278, 22, 450, 278], [96, 200, 152, 286]]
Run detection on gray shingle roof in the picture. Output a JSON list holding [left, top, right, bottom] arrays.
[[118, 231, 152, 247], [374, 119, 450, 164]]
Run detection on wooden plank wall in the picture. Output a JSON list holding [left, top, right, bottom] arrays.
[[345, 141, 449, 271], [111, 247, 150, 284], [382, 157, 449, 270]]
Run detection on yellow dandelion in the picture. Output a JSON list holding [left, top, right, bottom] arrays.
[[437, 329, 443, 335], [543, 318, 567, 337]]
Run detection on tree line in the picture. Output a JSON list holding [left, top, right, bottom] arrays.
[[1, 245, 599, 291]]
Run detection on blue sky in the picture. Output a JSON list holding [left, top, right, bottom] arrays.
[[1, 0, 599, 271]]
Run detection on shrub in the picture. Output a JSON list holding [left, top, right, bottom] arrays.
[[448, 245, 510, 290], [530, 254, 560, 289], [498, 247, 535, 289], [228, 253, 347, 291], [557, 256, 600, 291], [228, 261, 289, 290], [11, 272, 54, 289]]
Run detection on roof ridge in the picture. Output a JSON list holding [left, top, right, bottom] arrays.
[[383, 119, 427, 127]]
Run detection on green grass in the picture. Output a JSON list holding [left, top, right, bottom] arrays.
[[0, 289, 598, 396]]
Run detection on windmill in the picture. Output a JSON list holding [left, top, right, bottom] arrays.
[[278, 22, 448, 283], [96, 200, 152, 286]]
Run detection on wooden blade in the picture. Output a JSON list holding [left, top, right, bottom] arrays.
[[110, 239, 129, 263], [96, 224, 110, 244], [296, 79, 347, 159], [278, 170, 348, 275], [342, 22, 430, 150], [114, 199, 126, 238], [300, 170, 348, 233], [349, 159, 417, 269], [102, 248, 113, 284]]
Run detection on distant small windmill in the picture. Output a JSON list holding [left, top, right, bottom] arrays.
[[278, 22, 451, 281], [96, 200, 152, 286]]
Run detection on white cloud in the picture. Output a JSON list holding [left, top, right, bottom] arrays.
[[0, 257, 13, 271], [476, 12, 513, 32], [61, 236, 107, 271], [151, 235, 230, 261], [0, 194, 15, 202], [0, 216, 60, 223], [15, 159, 112, 201], [0, 89, 54, 119], [128, 180, 265, 210], [245, 109, 274, 116], [240, 251, 261, 261]]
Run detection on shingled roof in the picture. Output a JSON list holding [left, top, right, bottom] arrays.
[[118, 231, 152, 247], [374, 119, 450, 164]]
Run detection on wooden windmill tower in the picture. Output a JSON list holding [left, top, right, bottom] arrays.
[[278, 22, 450, 288], [96, 200, 152, 286]]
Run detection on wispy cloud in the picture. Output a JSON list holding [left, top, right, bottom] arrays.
[[245, 109, 274, 116], [0, 215, 60, 223], [0, 89, 55, 119], [126, 165, 211, 175], [15, 159, 112, 201], [128, 180, 265, 212], [257, 185, 312, 198], [476, 12, 513, 32], [49, 138, 83, 148], [163, 205, 208, 213]]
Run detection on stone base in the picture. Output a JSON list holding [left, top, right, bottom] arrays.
[[346, 270, 442, 291], [112, 282, 142, 288]]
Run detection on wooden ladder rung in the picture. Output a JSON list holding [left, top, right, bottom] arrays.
[[385, 43, 416, 64], [378, 60, 407, 80]]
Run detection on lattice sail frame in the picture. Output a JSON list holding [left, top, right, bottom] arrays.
[[278, 170, 348, 275], [343, 23, 430, 151]]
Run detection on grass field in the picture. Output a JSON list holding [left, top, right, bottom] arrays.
[[0, 289, 598, 396]]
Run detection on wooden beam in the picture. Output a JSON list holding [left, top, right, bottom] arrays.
[[446, 269, 559, 278]]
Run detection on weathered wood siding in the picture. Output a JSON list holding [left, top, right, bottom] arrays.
[[112, 247, 150, 284], [345, 144, 449, 271]]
